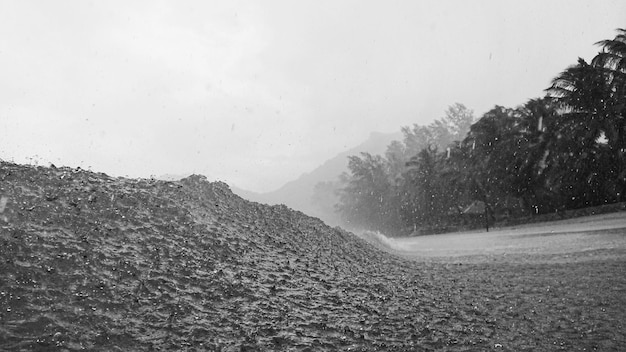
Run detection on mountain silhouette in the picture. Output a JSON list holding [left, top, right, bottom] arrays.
[[232, 131, 402, 225]]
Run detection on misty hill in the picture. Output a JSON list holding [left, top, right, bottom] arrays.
[[232, 131, 402, 225]]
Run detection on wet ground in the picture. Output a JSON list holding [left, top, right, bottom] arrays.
[[363, 212, 626, 264], [0, 161, 625, 351]]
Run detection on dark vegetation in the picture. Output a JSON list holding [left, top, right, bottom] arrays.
[[332, 28, 626, 235]]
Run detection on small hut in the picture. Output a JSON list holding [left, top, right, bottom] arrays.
[[462, 200, 491, 231]]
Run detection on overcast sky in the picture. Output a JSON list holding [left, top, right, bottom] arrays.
[[1, 1, 625, 192]]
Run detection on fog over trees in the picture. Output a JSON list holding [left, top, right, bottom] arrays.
[[325, 28, 626, 235]]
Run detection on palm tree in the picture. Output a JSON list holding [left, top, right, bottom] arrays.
[[593, 28, 626, 199], [512, 98, 563, 213], [592, 28, 626, 95], [463, 106, 519, 202], [547, 28, 626, 202]]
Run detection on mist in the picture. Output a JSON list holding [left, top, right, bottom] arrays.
[[1, 1, 625, 194]]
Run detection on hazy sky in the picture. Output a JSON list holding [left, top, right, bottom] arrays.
[[1, 1, 625, 192]]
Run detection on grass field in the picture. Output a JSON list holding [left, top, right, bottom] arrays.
[[364, 212, 626, 263]]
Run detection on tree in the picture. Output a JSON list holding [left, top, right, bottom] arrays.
[[385, 140, 408, 186], [547, 28, 626, 203], [513, 98, 563, 213], [462, 106, 519, 208], [336, 103, 475, 234], [404, 147, 441, 227], [336, 153, 402, 233], [441, 103, 475, 138], [400, 103, 475, 159], [592, 28, 626, 200]]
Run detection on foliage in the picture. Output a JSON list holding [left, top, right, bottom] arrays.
[[334, 29, 626, 235], [403, 147, 459, 227], [336, 153, 403, 233], [547, 28, 626, 203], [336, 104, 475, 234]]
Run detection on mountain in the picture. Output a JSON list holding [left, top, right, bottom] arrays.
[[232, 131, 402, 225]]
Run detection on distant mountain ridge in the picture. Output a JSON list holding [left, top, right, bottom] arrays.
[[232, 131, 402, 225]]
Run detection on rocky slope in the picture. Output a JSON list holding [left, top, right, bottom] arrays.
[[1, 161, 624, 351]]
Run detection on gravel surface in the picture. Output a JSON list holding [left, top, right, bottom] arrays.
[[1, 161, 624, 351]]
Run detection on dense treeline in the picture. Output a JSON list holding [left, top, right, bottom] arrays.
[[333, 28, 626, 235]]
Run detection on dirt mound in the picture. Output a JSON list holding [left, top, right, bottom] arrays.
[[1, 161, 625, 351]]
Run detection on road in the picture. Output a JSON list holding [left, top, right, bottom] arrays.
[[361, 211, 626, 263]]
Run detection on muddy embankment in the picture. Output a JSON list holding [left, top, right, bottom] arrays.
[[1, 161, 624, 351]]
